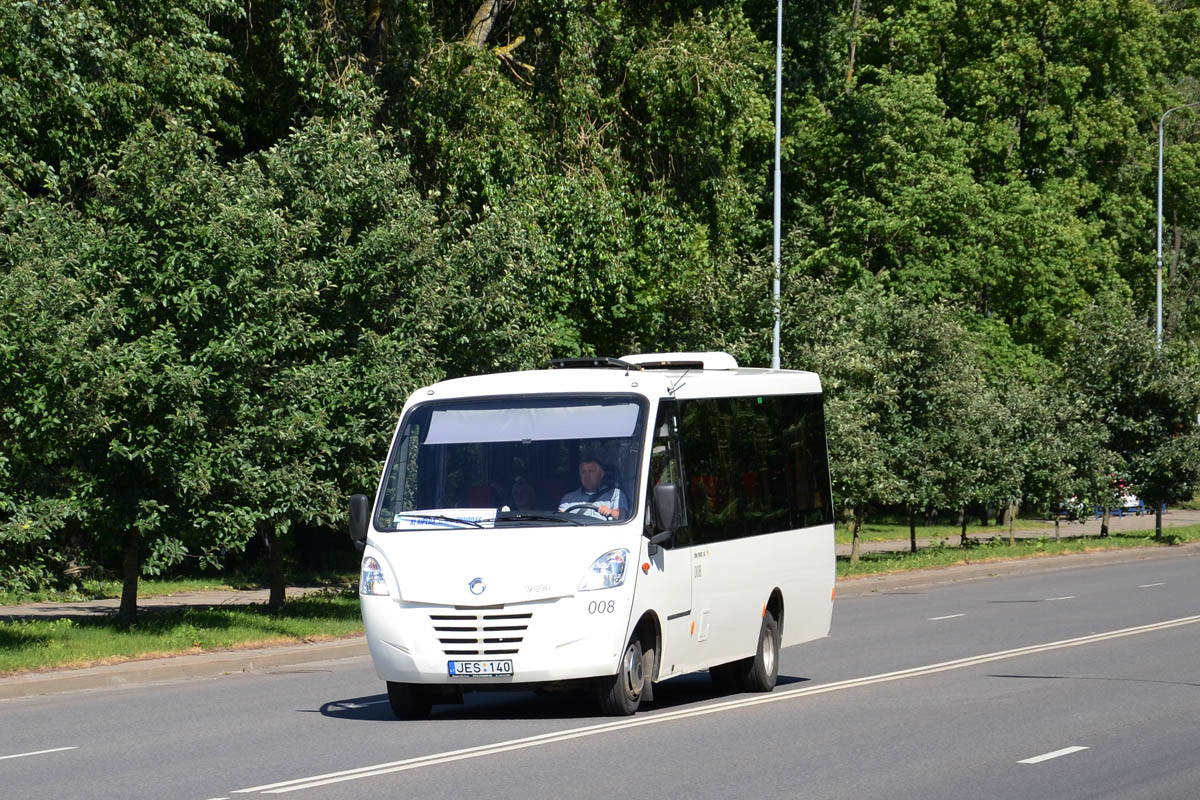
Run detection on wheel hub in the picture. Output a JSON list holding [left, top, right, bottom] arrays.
[[623, 644, 644, 696]]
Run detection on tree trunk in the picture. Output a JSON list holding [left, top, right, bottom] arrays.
[[1007, 501, 1016, 546], [907, 505, 917, 553], [362, 0, 386, 71], [119, 526, 139, 625], [1100, 507, 1110, 538], [850, 506, 863, 564], [1155, 504, 1163, 540], [959, 508, 969, 548], [845, 0, 861, 88], [466, 0, 502, 47], [267, 521, 288, 613]]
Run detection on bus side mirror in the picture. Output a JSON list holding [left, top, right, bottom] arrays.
[[647, 529, 673, 556], [349, 493, 370, 552], [652, 484, 680, 534], [646, 484, 680, 557]]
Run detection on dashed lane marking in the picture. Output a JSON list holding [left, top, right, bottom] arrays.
[[0, 746, 78, 761], [1019, 746, 1089, 764]]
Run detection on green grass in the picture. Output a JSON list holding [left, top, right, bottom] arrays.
[[837, 525, 1200, 579], [834, 517, 1060, 544], [0, 590, 364, 675], [1177, 492, 1200, 511], [0, 570, 357, 607]]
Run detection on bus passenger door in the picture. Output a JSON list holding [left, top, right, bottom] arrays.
[[641, 401, 694, 679]]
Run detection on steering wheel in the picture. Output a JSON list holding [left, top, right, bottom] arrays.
[[563, 503, 601, 515]]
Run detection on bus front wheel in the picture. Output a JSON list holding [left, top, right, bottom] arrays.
[[387, 681, 433, 720], [596, 638, 644, 715]]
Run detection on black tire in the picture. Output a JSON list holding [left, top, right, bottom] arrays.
[[386, 681, 433, 720], [741, 609, 780, 692], [708, 661, 741, 693], [595, 638, 645, 716]]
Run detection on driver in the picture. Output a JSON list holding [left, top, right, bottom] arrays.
[[558, 457, 629, 521]]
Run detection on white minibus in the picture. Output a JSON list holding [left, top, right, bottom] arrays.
[[349, 352, 835, 718]]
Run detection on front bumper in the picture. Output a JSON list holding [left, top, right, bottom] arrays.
[[360, 592, 630, 686]]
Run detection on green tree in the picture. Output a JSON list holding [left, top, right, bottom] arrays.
[[0, 0, 240, 197], [1125, 340, 1200, 537], [1059, 294, 1200, 538]]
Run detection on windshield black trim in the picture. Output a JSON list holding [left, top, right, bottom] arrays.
[[374, 392, 649, 531]]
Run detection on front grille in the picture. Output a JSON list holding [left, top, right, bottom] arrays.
[[430, 611, 532, 656]]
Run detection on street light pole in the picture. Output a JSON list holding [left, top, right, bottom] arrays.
[[771, 0, 782, 370], [1156, 101, 1200, 351]]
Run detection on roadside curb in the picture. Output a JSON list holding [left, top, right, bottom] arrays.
[[834, 540, 1200, 598], [0, 636, 368, 702]]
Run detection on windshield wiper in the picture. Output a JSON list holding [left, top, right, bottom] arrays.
[[499, 512, 585, 526], [393, 513, 484, 528]]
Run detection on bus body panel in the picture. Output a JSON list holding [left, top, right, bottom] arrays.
[[361, 524, 641, 684], [367, 526, 635, 607], [626, 534, 694, 680], [360, 590, 634, 685], [361, 535, 637, 685], [672, 524, 831, 673]]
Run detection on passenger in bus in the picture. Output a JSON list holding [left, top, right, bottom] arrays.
[[509, 475, 536, 511], [558, 457, 629, 521]]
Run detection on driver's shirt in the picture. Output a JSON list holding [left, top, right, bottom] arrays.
[[558, 484, 629, 521]]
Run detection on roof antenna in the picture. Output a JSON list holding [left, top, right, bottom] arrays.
[[667, 368, 690, 397]]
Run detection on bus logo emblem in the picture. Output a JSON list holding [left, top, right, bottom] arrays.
[[469, 577, 487, 595]]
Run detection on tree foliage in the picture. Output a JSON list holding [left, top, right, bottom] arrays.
[[2, 0, 1199, 600]]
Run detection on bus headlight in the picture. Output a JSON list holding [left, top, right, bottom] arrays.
[[360, 556, 390, 596], [578, 548, 629, 591]]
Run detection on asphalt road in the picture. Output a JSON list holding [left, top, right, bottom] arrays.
[[3, 550, 1199, 800]]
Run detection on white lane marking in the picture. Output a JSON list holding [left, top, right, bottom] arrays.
[[1019, 746, 1089, 764], [1138, 583, 1165, 588], [928, 614, 966, 621], [1046, 596, 1076, 601], [0, 746, 78, 762], [234, 614, 1200, 795]]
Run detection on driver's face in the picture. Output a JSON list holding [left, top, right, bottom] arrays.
[[579, 461, 604, 493]]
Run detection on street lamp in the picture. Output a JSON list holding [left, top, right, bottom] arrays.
[[771, 0, 782, 369], [1156, 101, 1200, 350]]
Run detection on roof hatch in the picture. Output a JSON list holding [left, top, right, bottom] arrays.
[[543, 357, 643, 371], [620, 352, 739, 370]]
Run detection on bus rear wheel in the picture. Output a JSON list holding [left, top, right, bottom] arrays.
[[742, 609, 780, 692], [386, 681, 433, 720], [710, 609, 780, 694], [595, 638, 644, 716]]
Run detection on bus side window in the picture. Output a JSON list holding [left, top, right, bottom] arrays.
[[679, 394, 833, 544]]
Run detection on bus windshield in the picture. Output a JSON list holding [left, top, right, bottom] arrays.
[[375, 395, 648, 530]]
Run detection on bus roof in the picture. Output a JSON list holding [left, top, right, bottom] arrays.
[[411, 352, 823, 404]]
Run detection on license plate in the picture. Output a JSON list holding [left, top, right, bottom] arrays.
[[447, 659, 513, 678]]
